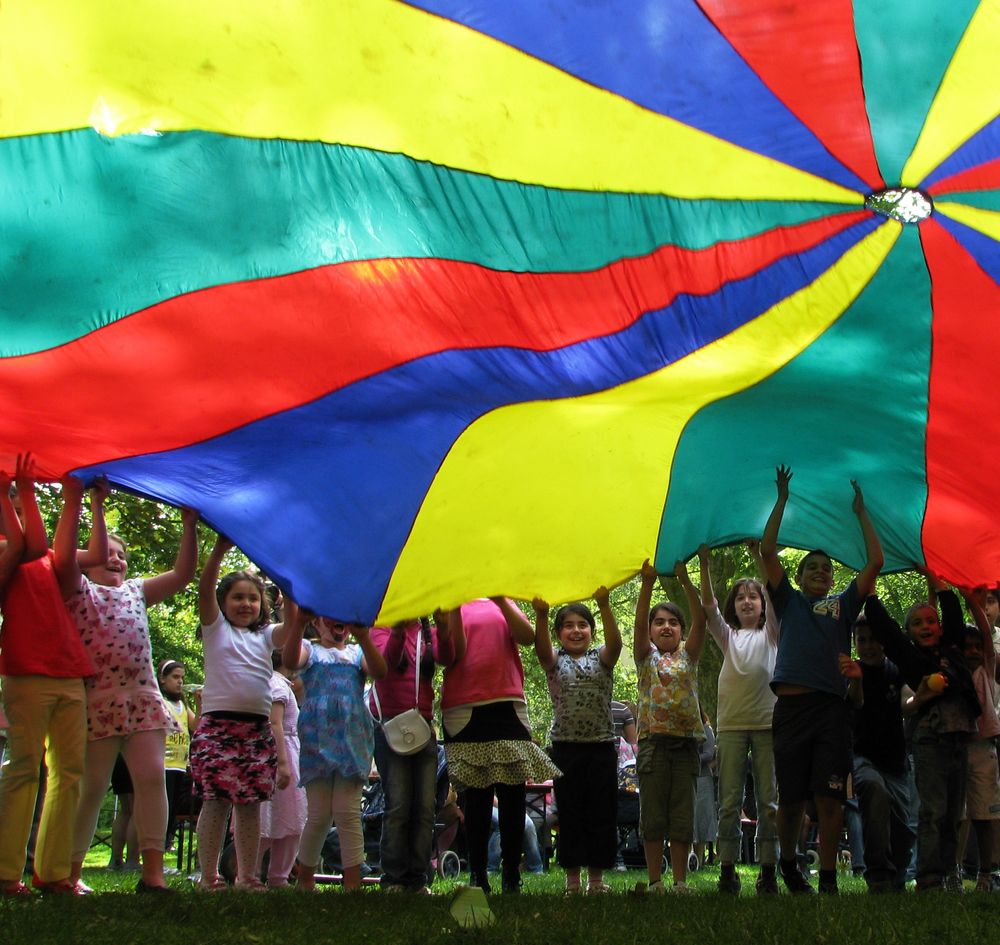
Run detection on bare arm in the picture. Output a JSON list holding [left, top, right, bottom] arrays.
[[447, 608, 466, 663], [75, 478, 110, 569], [634, 559, 656, 662], [281, 606, 310, 671], [199, 534, 232, 626], [354, 624, 388, 680], [595, 585, 622, 669], [839, 655, 864, 708], [677, 560, 707, 662], [493, 597, 535, 646], [851, 481, 883, 599], [270, 697, 291, 790], [0, 470, 25, 590], [532, 598, 557, 672], [964, 587, 996, 681], [761, 466, 790, 590], [14, 454, 48, 562], [52, 477, 85, 599]]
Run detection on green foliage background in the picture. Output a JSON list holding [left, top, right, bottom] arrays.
[[28, 487, 934, 742]]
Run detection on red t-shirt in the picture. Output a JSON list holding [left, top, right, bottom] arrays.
[[0, 550, 95, 678]]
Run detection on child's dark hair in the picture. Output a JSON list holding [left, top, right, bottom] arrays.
[[649, 601, 686, 632], [722, 578, 766, 629], [551, 603, 598, 641], [216, 570, 270, 631], [852, 612, 869, 638], [795, 549, 831, 579], [964, 624, 984, 645]]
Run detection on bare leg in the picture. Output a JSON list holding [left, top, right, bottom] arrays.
[[814, 796, 843, 872], [644, 839, 664, 885], [669, 840, 690, 885]]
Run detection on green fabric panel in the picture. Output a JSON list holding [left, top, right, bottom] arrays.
[[657, 225, 930, 575], [945, 189, 1000, 212], [0, 129, 851, 357], [855, 0, 979, 186]]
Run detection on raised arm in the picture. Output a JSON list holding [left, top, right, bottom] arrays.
[[851, 481, 884, 598], [492, 597, 535, 646], [52, 476, 85, 599], [595, 585, 622, 669], [143, 507, 199, 607], [532, 598, 557, 672], [698, 544, 715, 610], [199, 533, 233, 626], [432, 612, 456, 667], [354, 624, 388, 680], [14, 453, 48, 562], [963, 587, 996, 681], [77, 479, 110, 569], [0, 469, 25, 590], [677, 559, 707, 662], [281, 606, 310, 671], [634, 559, 657, 662], [761, 466, 791, 591]]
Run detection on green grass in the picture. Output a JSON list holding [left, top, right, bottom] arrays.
[[3, 862, 996, 945]]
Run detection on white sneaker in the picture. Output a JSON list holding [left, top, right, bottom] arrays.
[[671, 882, 693, 894], [645, 881, 667, 894]]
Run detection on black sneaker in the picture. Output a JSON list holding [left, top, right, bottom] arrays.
[[779, 858, 814, 894], [818, 879, 838, 895], [718, 868, 741, 895], [755, 867, 779, 895]]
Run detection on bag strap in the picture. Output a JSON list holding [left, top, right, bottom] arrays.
[[371, 626, 422, 722]]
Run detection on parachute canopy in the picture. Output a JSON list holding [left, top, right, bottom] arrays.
[[1, 1, 998, 621]]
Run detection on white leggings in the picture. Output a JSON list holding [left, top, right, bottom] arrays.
[[72, 730, 167, 862], [297, 776, 365, 869]]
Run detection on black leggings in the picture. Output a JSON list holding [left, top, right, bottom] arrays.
[[463, 783, 527, 877]]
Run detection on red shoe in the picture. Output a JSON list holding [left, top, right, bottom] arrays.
[[1, 880, 34, 898], [32, 875, 92, 895]]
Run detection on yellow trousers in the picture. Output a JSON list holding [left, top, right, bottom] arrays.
[[0, 675, 86, 883]]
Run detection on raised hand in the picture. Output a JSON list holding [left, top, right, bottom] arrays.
[[593, 586, 610, 608], [775, 464, 792, 500], [14, 452, 37, 486], [180, 506, 199, 529], [532, 597, 550, 621], [90, 475, 111, 505], [851, 479, 865, 516], [640, 558, 657, 582]]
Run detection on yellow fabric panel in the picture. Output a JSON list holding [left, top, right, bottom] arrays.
[[936, 202, 1000, 241], [377, 224, 900, 623], [903, 0, 1000, 186], [0, 0, 859, 202]]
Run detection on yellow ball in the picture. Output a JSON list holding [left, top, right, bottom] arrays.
[[927, 673, 946, 693]]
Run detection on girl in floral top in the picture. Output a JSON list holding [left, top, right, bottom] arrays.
[[533, 586, 622, 894], [54, 478, 198, 894], [633, 556, 706, 894]]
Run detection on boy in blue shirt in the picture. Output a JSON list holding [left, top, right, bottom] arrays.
[[761, 465, 883, 894]]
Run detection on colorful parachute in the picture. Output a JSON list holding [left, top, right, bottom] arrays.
[[1, 1, 998, 622]]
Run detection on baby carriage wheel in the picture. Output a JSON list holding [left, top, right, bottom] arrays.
[[438, 850, 462, 880]]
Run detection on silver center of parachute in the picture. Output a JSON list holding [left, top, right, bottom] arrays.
[[865, 187, 933, 224]]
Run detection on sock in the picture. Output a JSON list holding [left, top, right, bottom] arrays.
[[818, 868, 837, 887], [779, 856, 799, 875], [720, 863, 735, 879]]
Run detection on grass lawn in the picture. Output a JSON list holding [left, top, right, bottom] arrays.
[[2, 861, 995, 945]]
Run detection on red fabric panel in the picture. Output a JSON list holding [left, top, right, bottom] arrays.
[[0, 211, 866, 477], [928, 157, 1000, 196], [921, 218, 1000, 585], [700, 0, 883, 190]]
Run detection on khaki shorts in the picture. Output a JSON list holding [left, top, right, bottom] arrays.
[[636, 736, 700, 842], [964, 739, 1000, 820]]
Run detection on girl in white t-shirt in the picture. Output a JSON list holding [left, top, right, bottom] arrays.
[[700, 542, 779, 895], [190, 534, 288, 891]]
